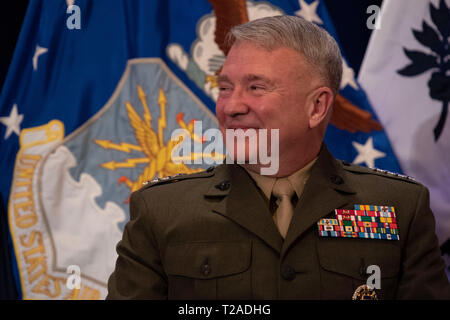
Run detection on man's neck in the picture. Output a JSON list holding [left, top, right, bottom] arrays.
[[242, 144, 322, 178]]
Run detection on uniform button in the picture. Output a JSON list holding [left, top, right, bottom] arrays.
[[281, 264, 296, 281], [200, 263, 211, 276], [330, 175, 344, 185], [215, 180, 230, 191]]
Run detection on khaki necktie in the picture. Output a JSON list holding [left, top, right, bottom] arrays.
[[272, 178, 295, 238]]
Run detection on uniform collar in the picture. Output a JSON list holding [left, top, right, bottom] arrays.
[[204, 144, 357, 255], [243, 157, 317, 202]]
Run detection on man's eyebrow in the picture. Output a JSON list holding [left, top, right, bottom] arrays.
[[217, 74, 231, 83], [243, 74, 274, 85], [217, 74, 276, 85]]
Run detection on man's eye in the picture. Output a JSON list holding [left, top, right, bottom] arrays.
[[250, 85, 265, 92], [219, 85, 232, 92], [218, 86, 232, 97]]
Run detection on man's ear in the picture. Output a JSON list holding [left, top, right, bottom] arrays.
[[308, 87, 334, 129]]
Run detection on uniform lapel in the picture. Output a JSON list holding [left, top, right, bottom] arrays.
[[282, 145, 357, 256], [206, 164, 283, 254]]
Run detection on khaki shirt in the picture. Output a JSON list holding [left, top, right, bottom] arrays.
[[245, 158, 317, 204]]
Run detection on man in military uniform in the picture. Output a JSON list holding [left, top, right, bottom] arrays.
[[107, 16, 449, 299]]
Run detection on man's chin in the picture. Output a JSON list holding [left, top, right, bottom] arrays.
[[219, 127, 279, 175], [225, 144, 259, 163]]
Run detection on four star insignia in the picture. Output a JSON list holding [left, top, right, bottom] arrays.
[[0, 104, 24, 139], [295, 0, 323, 24], [352, 137, 386, 168]]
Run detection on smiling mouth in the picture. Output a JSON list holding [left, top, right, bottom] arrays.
[[226, 126, 258, 130]]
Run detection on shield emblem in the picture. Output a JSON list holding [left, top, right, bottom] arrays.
[[8, 58, 218, 299]]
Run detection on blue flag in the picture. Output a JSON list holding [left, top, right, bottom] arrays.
[[0, 0, 403, 299]]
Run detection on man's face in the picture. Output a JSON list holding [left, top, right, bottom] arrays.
[[216, 41, 319, 164]]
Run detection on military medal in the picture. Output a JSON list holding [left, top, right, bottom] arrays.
[[352, 284, 378, 300], [317, 204, 399, 240]]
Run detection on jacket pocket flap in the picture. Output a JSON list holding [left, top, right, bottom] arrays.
[[164, 241, 252, 279], [317, 238, 400, 280]]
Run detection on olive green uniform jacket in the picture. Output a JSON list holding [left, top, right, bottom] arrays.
[[107, 146, 450, 299]]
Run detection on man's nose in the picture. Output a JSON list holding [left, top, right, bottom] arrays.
[[223, 88, 249, 117]]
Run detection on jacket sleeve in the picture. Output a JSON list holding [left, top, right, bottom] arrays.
[[396, 185, 450, 299], [106, 190, 167, 299]]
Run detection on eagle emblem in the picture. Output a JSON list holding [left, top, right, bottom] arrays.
[[95, 85, 208, 197]]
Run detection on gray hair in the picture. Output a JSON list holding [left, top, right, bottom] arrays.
[[227, 15, 342, 95]]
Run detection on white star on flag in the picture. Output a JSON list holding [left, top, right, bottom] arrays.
[[32, 45, 48, 71], [340, 59, 358, 90], [352, 137, 386, 168], [0, 104, 24, 139], [295, 0, 323, 24]]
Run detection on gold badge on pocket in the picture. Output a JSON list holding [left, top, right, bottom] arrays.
[[352, 284, 378, 300]]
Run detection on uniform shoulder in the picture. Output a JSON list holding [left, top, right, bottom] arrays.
[[339, 160, 420, 185], [138, 166, 217, 191]]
